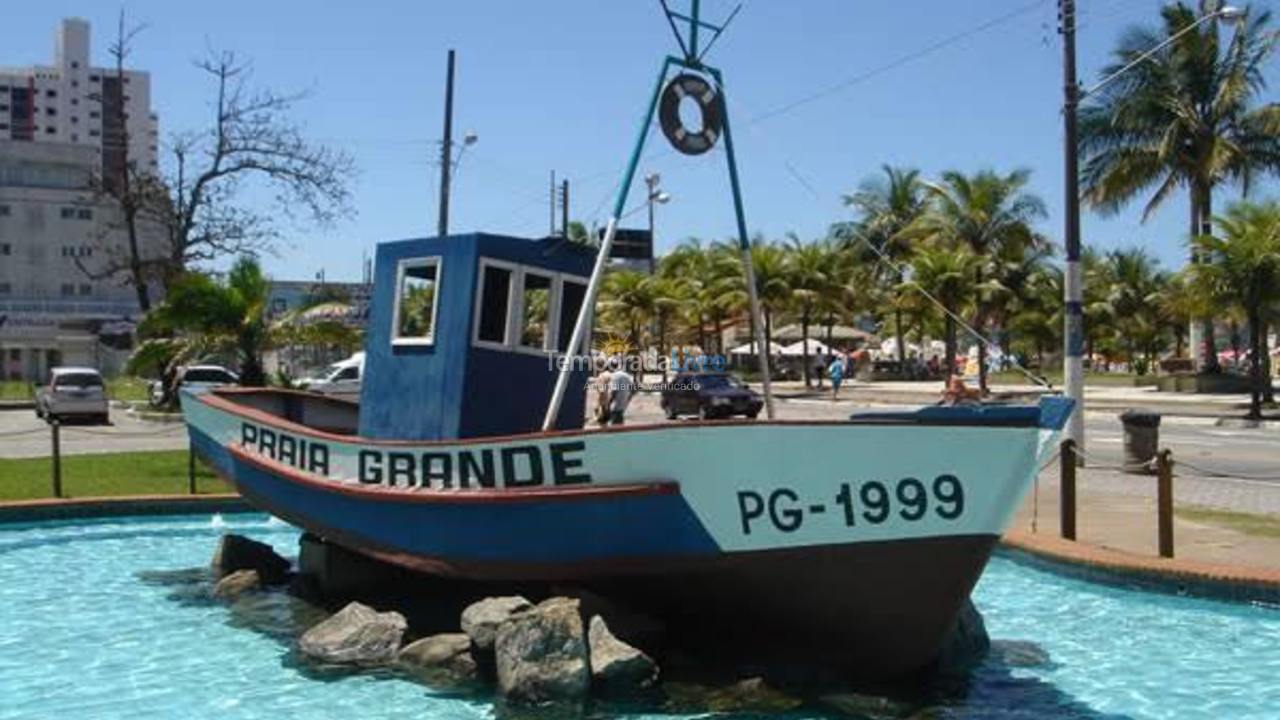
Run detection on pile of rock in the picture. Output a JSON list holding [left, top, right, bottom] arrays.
[[294, 594, 657, 705], [210, 534, 293, 599], [205, 534, 1002, 714]]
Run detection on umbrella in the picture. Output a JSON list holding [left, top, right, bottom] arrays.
[[728, 341, 785, 355], [781, 339, 831, 356]]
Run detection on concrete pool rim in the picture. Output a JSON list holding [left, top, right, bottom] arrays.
[[1, 495, 1276, 605]]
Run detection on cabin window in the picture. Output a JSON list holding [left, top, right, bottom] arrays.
[[475, 261, 514, 346], [518, 271, 554, 351], [557, 279, 588, 353], [392, 257, 441, 345]]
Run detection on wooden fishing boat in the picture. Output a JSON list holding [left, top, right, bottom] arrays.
[[185, 4, 1073, 677], [183, 231, 1070, 678]]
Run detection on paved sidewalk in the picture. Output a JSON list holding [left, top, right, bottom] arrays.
[[1014, 463, 1280, 571], [767, 378, 1277, 420]]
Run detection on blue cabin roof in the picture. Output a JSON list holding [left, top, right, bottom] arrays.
[[357, 233, 596, 441]]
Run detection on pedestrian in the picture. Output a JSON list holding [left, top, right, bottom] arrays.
[[607, 358, 635, 426], [591, 358, 613, 426], [827, 354, 845, 401]]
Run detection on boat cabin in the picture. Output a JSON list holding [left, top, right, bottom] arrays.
[[357, 233, 595, 441]]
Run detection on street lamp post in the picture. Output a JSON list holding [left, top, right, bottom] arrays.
[[1060, 1, 1241, 458], [644, 172, 670, 275]]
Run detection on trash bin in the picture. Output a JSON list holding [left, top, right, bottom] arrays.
[[1119, 409, 1160, 474]]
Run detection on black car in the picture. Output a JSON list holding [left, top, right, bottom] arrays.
[[661, 372, 763, 420]]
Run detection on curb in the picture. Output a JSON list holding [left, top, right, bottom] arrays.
[[126, 408, 185, 423], [1215, 417, 1280, 430], [999, 530, 1280, 605], [0, 400, 36, 411], [0, 494, 249, 523]]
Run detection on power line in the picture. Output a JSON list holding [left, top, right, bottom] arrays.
[[746, 0, 1050, 126]]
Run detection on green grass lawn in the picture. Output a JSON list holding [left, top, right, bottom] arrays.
[[987, 370, 1150, 387], [0, 377, 152, 403], [107, 376, 152, 403], [0, 381, 34, 401], [1175, 506, 1280, 540], [0, 450, 230, 501]]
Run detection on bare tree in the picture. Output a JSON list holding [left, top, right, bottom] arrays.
[[159, 50, 355, 282], [78, 12, 156, 311], [82, 29, 355, 305]]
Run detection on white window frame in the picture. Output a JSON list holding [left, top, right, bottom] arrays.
[[391, 256, 443, 347], [514, 268, 559, 356], [556, 276, 590, 354], [470, 258, 588, 357], [472, 257, 518, 351]]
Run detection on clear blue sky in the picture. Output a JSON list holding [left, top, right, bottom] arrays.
[[9, 0, 1278, 281]]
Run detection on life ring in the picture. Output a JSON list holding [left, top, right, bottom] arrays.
[[658, 73, 722, 156]]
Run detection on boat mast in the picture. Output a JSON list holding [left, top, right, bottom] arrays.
[[542, 0, 772, 430]]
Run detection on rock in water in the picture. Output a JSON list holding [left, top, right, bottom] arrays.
[[398, 633, 478, 684], [212, 569, 260, 600], [588, 615, 657, 692], [461, 596, 532, 653], [665, 677, 802, 714], [820, 692, 916, 719], [212, 534, 290, 585], [494, 597, 589, 704], [298, 601, 407, 666], [991, 639, 1051, 668], [935, 598, 990, 674]]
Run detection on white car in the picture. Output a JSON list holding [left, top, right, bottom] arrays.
[[149, 365, 240, 407], [298, 352, 363, 400], [36, 367, 110, 424]]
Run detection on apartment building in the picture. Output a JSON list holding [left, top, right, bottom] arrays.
[[0, 18, 164, 381]]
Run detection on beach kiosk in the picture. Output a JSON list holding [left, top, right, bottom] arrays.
[[357, 233, 595, 441]]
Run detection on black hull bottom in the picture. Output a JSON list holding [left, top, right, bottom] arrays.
[[581, 535, 998, 680], [228, 472, 996, 680]]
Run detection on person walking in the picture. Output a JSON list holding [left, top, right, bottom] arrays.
[[827, 354, 846, 401], [591, 359, 613, 426], [607, 358, 636, 426]]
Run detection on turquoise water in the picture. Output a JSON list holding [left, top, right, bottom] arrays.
[[0, 514, 1276, 719]]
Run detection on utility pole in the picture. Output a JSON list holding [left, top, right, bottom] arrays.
[[437, 49, 456, 237], [550, 170, 557, 235], [561, 179, 569, 239], [1060, 0, 1085, 458]]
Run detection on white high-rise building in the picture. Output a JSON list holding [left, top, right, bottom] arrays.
[[0, 18, 164, 382], [0, 18, 158, 176]]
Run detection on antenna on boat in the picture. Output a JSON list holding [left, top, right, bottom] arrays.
[[542, 0, 774, 430]]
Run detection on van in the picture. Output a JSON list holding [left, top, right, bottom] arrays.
[[299, 352, 363, 400]]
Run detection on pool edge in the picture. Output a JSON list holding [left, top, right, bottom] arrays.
[[1000, 530, 1280, 605], [0, 494, 252, 522]]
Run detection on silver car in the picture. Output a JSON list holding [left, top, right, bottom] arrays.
[[36, 367, 110, 424]]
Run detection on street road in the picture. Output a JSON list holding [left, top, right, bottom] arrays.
[[2, 394, 1276, 485], [0, 408, 189, 459]]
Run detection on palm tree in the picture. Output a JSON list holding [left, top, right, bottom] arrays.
[[598, 269, 657, 361], [907, 245, 980, 377], [748, 240, 791, 362], [1079, 2, 1279, 370], [1101, 248, 1168, 372], [909, 169, 1048, 390], [784, 234, 833, 386], [1007, 264, 1064, 370], [1190, 200, 1280, 418], [128, 256, 360, 400], [842, 165, 928, 370]]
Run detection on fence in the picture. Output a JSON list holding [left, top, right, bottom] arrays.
[[1, 419, 217, 500], [1049, 438, 1280, 559]]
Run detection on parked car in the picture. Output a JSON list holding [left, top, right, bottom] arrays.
[[297, 352, 363, 400], [149, 365, 240, 408], [36, 367, 109, 424], [660, 371, 763, 420]]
